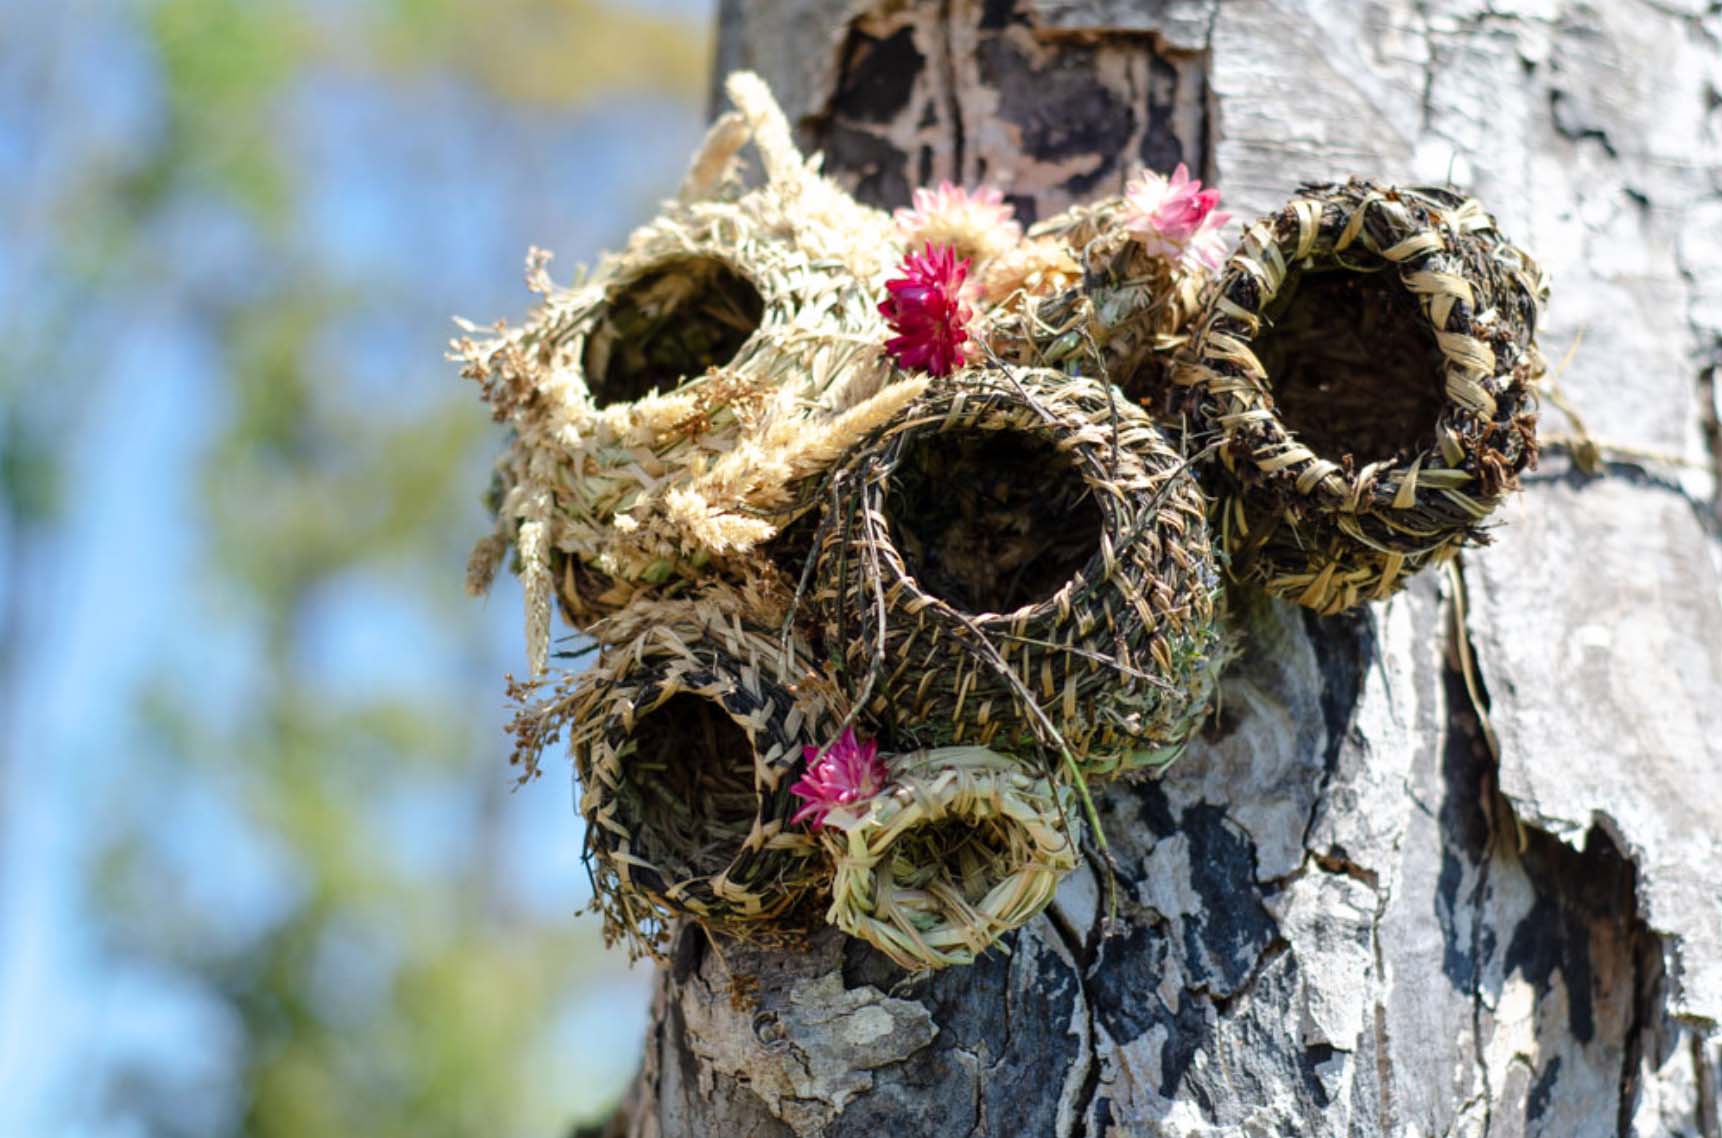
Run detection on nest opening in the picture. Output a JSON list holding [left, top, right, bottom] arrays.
[[1256, 269, 1447, 464], [617, 692, 757, 881], [585, 257, 765, 405], [886, 428, 1103, 614], [889, 814, 1018, 907]]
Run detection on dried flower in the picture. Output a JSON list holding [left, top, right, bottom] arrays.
[[880, 243, 973, 377], [981, 237, 1083, 304], [790, 726, 889, 828], [1123, 163, 1232, 268], [895, 181, 1023, 264]]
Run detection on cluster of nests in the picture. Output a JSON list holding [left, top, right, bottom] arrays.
[[455, 73, 1549, 972]]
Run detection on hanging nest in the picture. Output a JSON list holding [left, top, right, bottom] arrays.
[[820, 746, 1079, 971], [511, 589, 842, 957], [456, 72, 920, 668], [810, 368, 1225, 777], [1169, 180, 1547, 613]]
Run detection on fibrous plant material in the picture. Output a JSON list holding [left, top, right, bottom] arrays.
[[509, 589, 841, 958], [582, 257, 767, 407], [977, 192, 1219, 392], [820, 746, 1079, 971], [811, 369, 1226, 776], [1171, 180, 1547, 613], [456, 72, 908, 665]]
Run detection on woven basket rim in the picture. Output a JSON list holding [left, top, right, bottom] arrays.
[[820, 745, 1078, 970], [854, 376, 1148, 627], [1186, 180, 1543, 514], [570, 602, 836, 952], [812, 368, 1224, 768]]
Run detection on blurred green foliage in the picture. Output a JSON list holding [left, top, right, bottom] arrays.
[[371, 0, 710, 105], [0, 0, 703, 1133]]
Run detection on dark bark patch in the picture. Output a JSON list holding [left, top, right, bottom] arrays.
[[1086, 923, 1217, 1104], [977, 37, 1134, 194], [1127, 778, 1180, 842], [1158, 992, 1217, 1104], [1435, 645, 1493, 993], [1087, 922, 1175, 1043], [1436, 848, 1476, 989], [981, 937, 1081, 1136], [1299, 1042, 1336, 1108], [1181, 803, 1278, 995], [824, 1043, 980, 1137], [1526, 1054, 1564, 1124], [979, 0, 1020, 32], [1139, 53, 1185, 174], [1503, 827, 1642, 1048], [822, 124, 912, 208], [830, 931, 1077, 1138], [1301, 608, 1372, 768], [835, 26, 924, 125]]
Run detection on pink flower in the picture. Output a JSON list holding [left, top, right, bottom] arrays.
[[880, 243, 973, 377], [894, 182, 1022, 263], [790, 726, 889, 828], [1123, 163, 1232, 268]]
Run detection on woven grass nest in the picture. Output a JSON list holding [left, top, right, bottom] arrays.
[[507, 587, 841, 956], [809, 368, 1226, 778], [821, 746, 1079, 971], [461, 73, 1552, 973], [978, 196, 1211, 386], [1171, 180, 1548, 613], [458, 72, 916, 668]]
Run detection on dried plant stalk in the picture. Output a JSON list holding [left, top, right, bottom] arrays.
[[820, 746, 1080, 971], [1170, 180, 1547, 613]]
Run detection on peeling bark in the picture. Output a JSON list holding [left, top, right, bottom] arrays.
[[613, 0, 1722, 1133]]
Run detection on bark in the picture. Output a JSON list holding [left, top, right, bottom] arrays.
[[611, 2, 1722, 1133]]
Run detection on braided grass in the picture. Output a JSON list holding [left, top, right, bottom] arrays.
[[458, 73, 905, 660], [821, 746, 1079, 972], [553, 595, 839, 957], [811, 369, 1225, 777], [1172, 179, 1547, 613]]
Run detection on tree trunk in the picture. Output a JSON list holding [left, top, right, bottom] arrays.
[[608, 2, 1722, 1133]]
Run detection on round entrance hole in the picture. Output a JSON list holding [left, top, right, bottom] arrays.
[[885, 428, 1105, 615], [584, 257, 766, 405], [616, 692, 757, 883], [1255, 269, 1448, 465]]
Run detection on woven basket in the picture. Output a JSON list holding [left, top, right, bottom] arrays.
[[458, 73, 912, 668], [1170, 180, 1547, 613], [977, 197, 1213, 389], [821, 746, 1079, 971], [541, 594, 840, 956], [810, 368, 1225, 776]]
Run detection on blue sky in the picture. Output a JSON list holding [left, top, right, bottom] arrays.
[[0, 2, 709, 1131]]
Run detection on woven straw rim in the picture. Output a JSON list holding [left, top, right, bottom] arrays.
[[1174, 179, 1546, 611], [821, 746, 1079, 971], [812, 368, 1223, 773], [569, 597, 836, 955]]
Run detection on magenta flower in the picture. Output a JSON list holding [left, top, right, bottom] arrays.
[[880, 243, 973, 377], [789, 726, 889, 828], [1123, 163, 1232, 268]]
